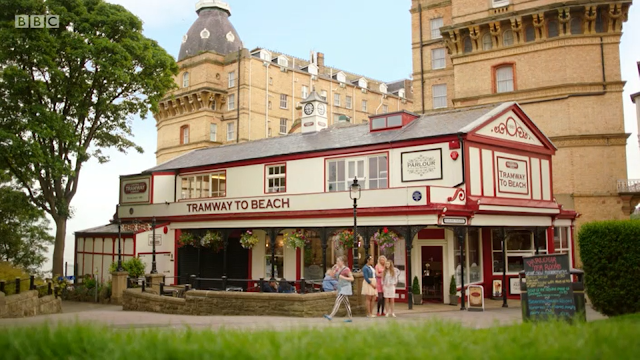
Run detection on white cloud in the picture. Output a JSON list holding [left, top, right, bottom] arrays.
[[106, 0, 195, 30]]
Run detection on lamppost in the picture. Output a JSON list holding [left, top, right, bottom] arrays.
[[151, 217, 158, 274], [116, 205, 123, 271], [350, 177, 362, 271]]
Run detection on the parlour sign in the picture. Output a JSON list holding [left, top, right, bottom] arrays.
[[120, 176, 151, 204], [187, 198, 291, 213], [497, 157, 529, 195], [401, 149, 443, 182]]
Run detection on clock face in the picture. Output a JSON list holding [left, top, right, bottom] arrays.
[[304, 103, 314, 116], [318, 103, 326, 115]]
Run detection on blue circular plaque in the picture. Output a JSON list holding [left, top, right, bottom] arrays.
[[412, 191, 422, 202]]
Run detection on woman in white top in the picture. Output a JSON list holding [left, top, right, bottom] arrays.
[[382, 260, 399, 317]]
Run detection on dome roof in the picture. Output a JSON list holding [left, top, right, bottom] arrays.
[[178, 1, 243, 61]]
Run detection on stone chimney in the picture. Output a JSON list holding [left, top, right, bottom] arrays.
[[317, 52, 325, 72]]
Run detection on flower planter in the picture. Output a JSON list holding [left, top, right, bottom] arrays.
[[449, 294, 459, 306]]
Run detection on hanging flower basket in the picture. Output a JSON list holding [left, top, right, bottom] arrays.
[[239, 230, 259, 249], [334, 229, 362, 251], [201, 231, 224, 252], [178, 232, 197, 247], [374, 227, 400, 255], [284, 229, 310, 249]]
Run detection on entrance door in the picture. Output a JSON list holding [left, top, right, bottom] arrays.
[[421, 246, 444, 303]]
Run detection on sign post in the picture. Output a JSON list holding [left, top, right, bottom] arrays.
[[522, 254, 576, 322], [467, 285, 484, 311]]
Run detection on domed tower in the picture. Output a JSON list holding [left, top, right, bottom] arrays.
[[154, 0, 246, 164]]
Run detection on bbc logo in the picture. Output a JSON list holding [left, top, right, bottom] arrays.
[[15, 15, 59, 29]]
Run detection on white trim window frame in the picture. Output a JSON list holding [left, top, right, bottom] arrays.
[[279, 118, 287, 135], [301, 85, 309, 99], [491, 229, 548, 275], [180, 171, 226, 199], [432, 84, 447, 109], [553, 227, 571, 257], [209, 123, 217, 142], [362, 100, 367, 112], [226, 122, 234, 141], [334, 93, 340, 107], [280, 94, 288, 109], [266, 164, 286, 193], [346, 95, 352, 109], [430, 17, 443, 39], [228, 93, 236, 110], [496, 66, 514, 93], [228, 71, 236, 88], [431, 48, 446, 70], [454, 228, 483, 286], [182, 72, 189, 88], [326, 154, 387, 192]]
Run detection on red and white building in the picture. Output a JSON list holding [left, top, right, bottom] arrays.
[[76, 93, 576, 303]]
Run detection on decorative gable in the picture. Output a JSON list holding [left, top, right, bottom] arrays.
[[476, 110, 542, 146]]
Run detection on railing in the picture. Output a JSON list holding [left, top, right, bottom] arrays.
[[0, 276, 54, 298], [617, 179, 640, 193], [182, 276, 325, 295]]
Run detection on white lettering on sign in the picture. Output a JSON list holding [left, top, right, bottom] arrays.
[[497, 157, 529, 195], [120, 177, 151, 204]]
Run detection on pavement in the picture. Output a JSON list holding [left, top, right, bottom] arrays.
[[0, 299, 607, 331]]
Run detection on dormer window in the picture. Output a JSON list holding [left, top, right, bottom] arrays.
[[369, 111, 419, 132], [358, 78, 368, 89], [251, 49, 272, 62], [336, 71, 346, 83], [379, 83, 388, 94], [303, 63, 318, 76], [276, 55, 289, 67], [398, 89, 405, 98]]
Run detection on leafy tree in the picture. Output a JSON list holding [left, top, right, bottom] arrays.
[[0, 0, 178, 275]]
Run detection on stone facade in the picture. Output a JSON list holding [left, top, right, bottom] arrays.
[[122, 286, 365, 318], [411, 0, 634, 263], [0, 290, 62, 319]]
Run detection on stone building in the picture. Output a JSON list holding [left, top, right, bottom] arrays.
[[409, 0, 635, 247], [631, 61, 640, 150], [154, 0, 413, 164]]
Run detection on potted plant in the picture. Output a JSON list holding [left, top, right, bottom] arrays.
[[177, 232, 197, 247], [239, 230, 259, 249], [283, 229, 309, 249], [411, 276, 422, 305], [201, 231, 224, 253], [449, 275, 459, 306], [335, 229, 356, 251], [373, 227, 400, 256]]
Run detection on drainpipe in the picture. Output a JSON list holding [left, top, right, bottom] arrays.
[[453, 133, 466, 188], [375, 94, 384, 114], [236, 47, 241, 143], [265, 61, 270, 137], [292, 58, 295, 129], [352, 84, 356, 121], [329, 68, 333, 124], [419, 3, 426, 114], [600, 37, 606, 91], [249, 56, 252, 140], [174, 172, 178, 202]]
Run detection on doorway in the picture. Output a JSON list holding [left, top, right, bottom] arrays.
[[421, 245, 444, 303]]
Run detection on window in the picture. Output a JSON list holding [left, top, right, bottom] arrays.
[[209, 123, 217, 142], [358, 78, 368, 88], [570, 18, 582, 35], [495, 65, 514, 93], [228, 71, 235, 88], [226, 122, 234, 141], [346, 95, 352, 109], [265, 235, 284, 279], [277, 56, 288, 67], [525, 26, 535, 42], [279, 118, 287, 134], [334, 93, 340, 107], [180, 125, 189, 145], [492, 0, 510, 8], [430, 17, 443, 39], [463, 37, 472, 53], [432, 84, 447, 109], [502, 30, 514, 46], [182, 72, 189, 88], [554, 227, 571, 255], [431, 48, 446, 69], [280, 94, 288, 109], [180, 171, 226, 199], [547, 21, 559, 38], [595, 11, 604, 33], [326, 154, 387, 192], [228, 94, 236, 110], [362, 100, 368, 112], [454, 228, 482, 285], [371, 115, 402, 130], [382, 105, 388, 113], [266, 164, 286, 193], [320, 90, 327, 101], [492, 229, 548, 274], [399, 89, 406, 98], [482, 33, 493, 50], [301, 85, 309, 99]]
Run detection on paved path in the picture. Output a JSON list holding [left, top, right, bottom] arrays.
[[0, 300, 606, 331]]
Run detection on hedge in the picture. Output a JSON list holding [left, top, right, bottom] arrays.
[[578, 220, 640, 316]]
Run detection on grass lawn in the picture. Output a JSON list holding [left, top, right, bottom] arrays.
[[1, 314, 639, 359]]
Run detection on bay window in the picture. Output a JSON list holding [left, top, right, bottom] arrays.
[[492, 229, 547, 274], [180, 171, 226, 199], [326, 154, 387, 192]]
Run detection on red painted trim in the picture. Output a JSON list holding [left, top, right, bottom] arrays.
[[478, 147, 484, 196], [137, 252, 172, 255], [174, 229, 180, 285], [463, 142, 471, 198], [153, 172, 176, 176], [347, 248, 354, 269], [491, 150, 497, 196], [178, 136, 460, 175], [150, 174, 155, 205], [263, 163, 287, 194], [74, 235, 78, 279], [547, 227, 555, 253], [82, 238, 86, 276], [418, 229, 445, 239], [468, 196, 561, 208], [133, 234, 137, 257], [101, 239, 105, 282], [247, 247, 252, 280], [570, 226, 576, 268], [495, 156, 530, 196], [77, 251, 135, 257], [296, 248, 301, 281]]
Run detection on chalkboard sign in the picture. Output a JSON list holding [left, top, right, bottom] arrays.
[[523, 254, 576, 321]]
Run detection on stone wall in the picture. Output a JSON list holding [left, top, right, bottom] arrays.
[[123, 286, 365, 318], [0, 290, 62, 318]]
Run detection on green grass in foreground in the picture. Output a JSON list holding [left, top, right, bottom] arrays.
[[1, 314, 639, 359]]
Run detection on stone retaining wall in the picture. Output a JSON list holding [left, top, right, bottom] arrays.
[[0, 290, 62, 318], [122, 288, 362, 317]]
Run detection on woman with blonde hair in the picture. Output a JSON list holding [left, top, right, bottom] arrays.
[[323, 256, 354, 322], [375, 255, 387, 316], [383, 260, 399, 317]]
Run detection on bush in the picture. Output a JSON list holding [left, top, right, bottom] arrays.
[[0, 262, 44, 295], [109, 257, 146, 278], [578, 219, 640, 316], [411, 276, 420, 295], [449, 275, 457, 295]]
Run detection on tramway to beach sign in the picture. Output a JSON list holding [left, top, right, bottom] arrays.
[[496, 156, 529, 195]]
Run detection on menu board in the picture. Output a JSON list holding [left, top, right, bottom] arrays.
[[523, 254, 576, 320]]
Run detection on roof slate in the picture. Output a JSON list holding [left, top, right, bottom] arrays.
[[147, 103, 512, 173], [75, 224, 133, 235], [178, 7, 243, 61]]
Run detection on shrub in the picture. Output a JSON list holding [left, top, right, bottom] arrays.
[[449, 275, 457, 295], [0, 262, 44, 295], [109, 257, 146, 278], [578, 219, 640, 316], [411, 276, 420, 295]]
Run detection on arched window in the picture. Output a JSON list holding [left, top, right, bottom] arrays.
[[494, 64, 515, 93], [570, 17, 582, 35], [525, 26, 535, 42], [595, 10, 604, 33], [548, 21, 559, 38], [182, 72, 189, 88], [463, 36, 473, 53], [482, 33, 493, 50], [180, 125, 189, 145], [210, 97, 216, 110], [502, 30, 514, 46]]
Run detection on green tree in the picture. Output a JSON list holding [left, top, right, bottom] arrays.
[[0, 0, 178, 276]]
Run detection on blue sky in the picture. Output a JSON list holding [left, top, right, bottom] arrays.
[[43, 0, 640, 273]]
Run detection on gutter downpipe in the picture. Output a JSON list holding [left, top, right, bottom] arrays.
[[453, 133, 465, 188], [265, 61, 270, 138], [419, 3, 426, 114], [600, 37, 606, 91], [236, 47, 241, 143], [248, 55, 252, 140]]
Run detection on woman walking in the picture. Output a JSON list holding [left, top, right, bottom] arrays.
[[375, 255, 387, 316], [361, 255, 377, 318], [324, 256, 354, 322], [383, 260, 399, 317]]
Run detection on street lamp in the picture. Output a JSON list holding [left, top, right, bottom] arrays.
[[151, 217, 158, 274], [117, 218, 124, 272], [350, 177, 362, 271]]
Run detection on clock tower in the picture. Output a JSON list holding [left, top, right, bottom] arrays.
[[300, 91, 328, 134]]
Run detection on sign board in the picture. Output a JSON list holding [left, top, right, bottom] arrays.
[[523, 254, 576, 321], [401, 149, 443, 182], [442, 217, 467, 225], [120, 176, 151, 204], [509, 277, 522, 295], [148, 234, 162, 247], [492, 279, 502, 298], [467, 285, 484, 312], [496, 157, 529, 195]]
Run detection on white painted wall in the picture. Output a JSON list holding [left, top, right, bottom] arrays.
[[135, 227, 176, 279], [153, 175, 175, 204]]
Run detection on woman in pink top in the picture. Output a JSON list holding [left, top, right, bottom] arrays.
[[375, 255, 386, 316]]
